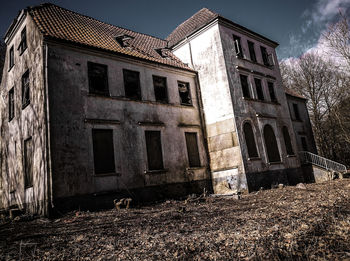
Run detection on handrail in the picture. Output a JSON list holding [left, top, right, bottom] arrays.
[[299, 151, 347, 173]]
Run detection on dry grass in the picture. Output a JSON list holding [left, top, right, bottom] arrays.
[[1, 179, 349, 260]]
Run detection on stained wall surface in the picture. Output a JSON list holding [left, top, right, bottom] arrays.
[[47, 43, 210, 203]]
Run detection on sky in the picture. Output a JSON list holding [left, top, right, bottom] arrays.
[[0, 0, 349, 60]]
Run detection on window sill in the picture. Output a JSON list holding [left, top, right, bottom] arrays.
[[22, 102, 30, 110], [144, 169, 168, 174], [267, 161, 283, 165], [242, 97, 280, 105], [248, 157, 261, 161], [186, 166, 206, 170], [286, 154, 296, 158], [25, 185, 33, 189], [180, 103, 193, 107], [89, 92, 110, 97], [235, 56, 274, 70], [8, 117, 14, 123], [19, 47, 27, 56], [93, 172, 121, 177]]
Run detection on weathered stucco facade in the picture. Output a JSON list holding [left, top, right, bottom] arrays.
[[170, 10, 304, 193], [0, 11, 49, 215], [285, 92, 317, 154], [0, 4, 317, 215]]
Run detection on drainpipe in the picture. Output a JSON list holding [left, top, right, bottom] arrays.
[[43, 43, 54, 214]]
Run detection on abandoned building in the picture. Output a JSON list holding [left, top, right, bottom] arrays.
[[0, 3, 322, 215]]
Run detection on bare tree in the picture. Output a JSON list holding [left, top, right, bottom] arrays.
[[280, 52, 350, 163], [323, 13, 350, 71]]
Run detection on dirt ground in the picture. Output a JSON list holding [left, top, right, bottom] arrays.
[[1, 179, 350, 261]]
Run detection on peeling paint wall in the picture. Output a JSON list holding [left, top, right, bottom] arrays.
[[47, 43, 209, 202], [0, 14, 48, 214], [286, 95, 317, 154], [173, 22, 247, 194], [173, 20, 303, 193]]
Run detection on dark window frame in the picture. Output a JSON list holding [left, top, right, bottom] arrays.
[[233, 35, 243, 58], [152, 75, 168, 103], [9, 46, 14, 70], [24, 137, 33, 188], [267, 81, 277, 103], [18, 27, 27, 55], [22, 70, 30, 109], [243, 122, 259, 158], [301, 136, 308, 151], [185, 132, 201, 168], [145, 130, 164, 171], [263, 124, 281, 163], [260, 46, 270, 66], [254, 78, 264, 101], [123, 69, 141, 100], [247, 40, 257, 62], [92, 129, 116, 175], [88, 62, 109, 96], [9, 87, 15, 122], [293, 103, 301, 121], [282, 126, 294, 156], [178, 81, 192, 105], [240, 74, 251, 98]]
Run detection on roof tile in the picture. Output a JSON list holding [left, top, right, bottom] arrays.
[[28, 3, 191, 70]]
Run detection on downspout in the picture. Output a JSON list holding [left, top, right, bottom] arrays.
[[43, 42, 54, 214]]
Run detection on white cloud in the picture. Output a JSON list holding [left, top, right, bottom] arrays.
[[279, 0, 350, 60], [312, 0, 350, 23]]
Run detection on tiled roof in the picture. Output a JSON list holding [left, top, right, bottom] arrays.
[[28, 3, 191, 70], [166, 8, 279, 48], [284, 87, 306, 100], [166, 8, 218, 47]]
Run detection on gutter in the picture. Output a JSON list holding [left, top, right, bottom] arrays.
[[43, 43, 54, 214]]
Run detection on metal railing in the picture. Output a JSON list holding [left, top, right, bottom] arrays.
[[299, 151, 347, 173]]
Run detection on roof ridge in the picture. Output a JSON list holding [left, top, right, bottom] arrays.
[[166, 7, 218, 41], [29, 2, 168, 43]]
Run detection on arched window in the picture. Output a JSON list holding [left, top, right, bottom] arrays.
[[263, 125, 281, 162], [282, 126, 294, 155], [243, 122, 259, 158]]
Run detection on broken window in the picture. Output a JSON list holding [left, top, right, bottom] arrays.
[[248, 41, 257, 62], [9, 46, 14, 69], [263, 125, 281, 163], [123, 69, 141, 100], [282, 126, 294, 155], [88, 62, 109, 96], [254, 78, 264, 101], [18, 27, 27, 54], [92, 129, 115, 174], [185, 132, 201, 167], [268, 81, 277, 103], [22, 70, 30, 108], [240, 74, 251, 98], [145, 130, 164, 170], [293, 103, 301, 120], [153, 75, 168, 103], [260, 46, 270, 66], [9, 88, 14, 121], [301, 136, 308, 151], [24, 137, 33, 188], [178, 81, 192, 105], [243, 122, 259, 158], [233, 35, 243, 58]]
